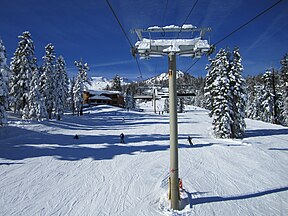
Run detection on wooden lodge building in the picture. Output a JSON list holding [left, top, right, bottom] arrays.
[[83, 90, 125, 107]]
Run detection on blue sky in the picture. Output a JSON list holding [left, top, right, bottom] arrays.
[[0, 0, 287, 80]]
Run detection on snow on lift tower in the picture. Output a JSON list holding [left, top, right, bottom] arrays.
[[131, 24, 212, 59], [131, 24, 212, 211]]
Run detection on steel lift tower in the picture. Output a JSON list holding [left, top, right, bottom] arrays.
[[132, 24, 211, 210]]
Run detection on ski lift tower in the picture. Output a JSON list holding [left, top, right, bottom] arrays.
[[132, 24, 211, 210]]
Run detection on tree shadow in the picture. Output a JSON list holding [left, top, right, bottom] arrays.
[[245, 129, 288, 138], [182, 186, 288, 208], [0, 162, 24, 166], [0, 126, 192, 161], [268, 148, 288, 151]]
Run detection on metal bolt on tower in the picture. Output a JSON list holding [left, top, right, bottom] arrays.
[[132, 24, 211, 210]]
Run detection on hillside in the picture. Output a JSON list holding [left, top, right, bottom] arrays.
[[0, 104, 287, 215]]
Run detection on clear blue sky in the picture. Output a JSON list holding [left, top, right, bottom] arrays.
[[0, 0, 287, 80]]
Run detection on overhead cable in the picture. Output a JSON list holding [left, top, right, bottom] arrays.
[[105, 0, 143, 80], [177, 0, 199, 38], [185, 0, 284, 72]]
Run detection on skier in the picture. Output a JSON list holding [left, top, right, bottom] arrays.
[[120, 133, 125, 143], [187, 136, 193, 146]]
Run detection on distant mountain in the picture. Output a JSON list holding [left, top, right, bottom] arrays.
[[86, 77, 110, 90], [145, 70, 185, 84], [85, 76, 130, 91]]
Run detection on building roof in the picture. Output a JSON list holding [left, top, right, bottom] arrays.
[[85, 89, 121, 95], [89, 95, 112, 100]]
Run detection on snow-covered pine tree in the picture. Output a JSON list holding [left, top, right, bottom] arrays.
[[280, 53, 288, 126], [229, 47, 246, 138], [41, 43, 56, 119], [260, 70, 275, 123], [10, 31, 35, 114], [0, 39, 9, 126], [73, 60, 90, 116], [246, 83, 262, 120], [55, 56, 69, 120], [209, 49, 233, 138], [68, 77, 76, 115], [204, 55, 220, 114], [23, 57, 47, 120], [111, 75, 122, 91], [205, 48, 246, 138]]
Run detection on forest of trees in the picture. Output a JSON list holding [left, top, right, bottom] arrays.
[[1, 31, 287, 140], [0, 31, 90, 124]]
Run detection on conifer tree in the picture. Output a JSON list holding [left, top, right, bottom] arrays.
[[55, 56, 69, 120], [22, 58, 47, 120], [280, 53, 288, 125], [41, 43, 56, 119], [205, 48, 246, 138], [73, 59, 90, 116], [246, 83, 262, 120], [260, 70, 274, 123], [68, 77, 76, 115], [10, 31, 35, 113], [111, 75, 122, 91], [229, 47, 246, 138], [0, 39, 9, 126], [204, 54, 220, 114], [260, 69, 282, 124]]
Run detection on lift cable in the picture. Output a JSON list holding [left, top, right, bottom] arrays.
[[185, 0, 284, 72], [214, 0, 284, 46], [177, 0, 199, 38], [184, 58, 200, 73], [105, 0, 144, 80]]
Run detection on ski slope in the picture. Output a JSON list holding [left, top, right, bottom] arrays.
[[0, 104, 287, 216]]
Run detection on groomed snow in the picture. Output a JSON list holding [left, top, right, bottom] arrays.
[[0, 103, 287, 215]]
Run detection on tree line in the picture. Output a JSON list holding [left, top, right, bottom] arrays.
[[0, 31, 90, 125]]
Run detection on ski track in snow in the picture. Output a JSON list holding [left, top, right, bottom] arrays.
[[0, 104, 288, 216]]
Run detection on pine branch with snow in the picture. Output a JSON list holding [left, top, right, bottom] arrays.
[[55, 56, 69, 120], [9, 31, 35, 114], [0, 39, 10, 126], [280, 53, 288, 125], [40, 43, 57, 119], [205, 48, 246, 138], [73, 59, 90, 116]]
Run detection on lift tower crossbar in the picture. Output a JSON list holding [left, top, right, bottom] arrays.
[[132, 24, 211, 210]]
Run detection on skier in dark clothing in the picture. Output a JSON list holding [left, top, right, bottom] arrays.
[[188, 136, 193, 146], [120, 133, 125, 143]]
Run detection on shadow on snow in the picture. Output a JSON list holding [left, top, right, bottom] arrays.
[[244, 128, 288, 138], [0, 126, 195, 161], [182, 186, 288, 208]]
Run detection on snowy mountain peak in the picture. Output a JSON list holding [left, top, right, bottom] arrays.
[[85, 76, 130, 91], [145, 70, 185, 84], [85, 76, 110, 91]]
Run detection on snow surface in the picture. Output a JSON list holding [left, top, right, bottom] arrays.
[[0, 103, 288, 216]]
